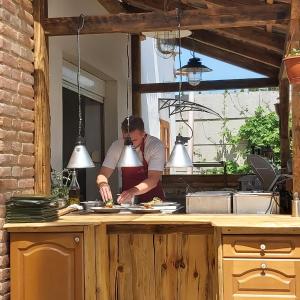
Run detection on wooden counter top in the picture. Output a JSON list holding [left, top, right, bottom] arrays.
[[5, 214, 300, 231]]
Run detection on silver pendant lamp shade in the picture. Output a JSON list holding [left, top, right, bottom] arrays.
[[67, 137, 95, 169], [166, 134, 192, 168], [67, 14, 95, 170], [117, 137, 143, 167]]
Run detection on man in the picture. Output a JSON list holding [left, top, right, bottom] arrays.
[[97, 116, 166, 204]]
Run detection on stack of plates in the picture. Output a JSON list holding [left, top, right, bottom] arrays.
[[6, 195, 58, 223]]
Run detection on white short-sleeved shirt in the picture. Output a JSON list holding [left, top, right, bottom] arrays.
[[102, 135, 165, 171]]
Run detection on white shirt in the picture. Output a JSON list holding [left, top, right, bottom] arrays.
[[102, 135, 165, 171]]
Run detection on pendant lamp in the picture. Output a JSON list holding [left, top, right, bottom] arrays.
[[67, 14, 95, 169], [117, 35, 142, 168], [166, 8, 193, 168]]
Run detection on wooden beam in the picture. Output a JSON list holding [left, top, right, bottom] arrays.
[[213, 27, 284, 55], [43, 5, 290, 36], [123, 0, 191, 11], [191, 30, 282, 68], [290, 0, 300, 193], [279, 78, 290, 173], [181, 38, 279, 77], [33, 0, 51, 194], [135, 78, 279, 93], [97, 0, 128, 14], [131, 34, 141, 117]]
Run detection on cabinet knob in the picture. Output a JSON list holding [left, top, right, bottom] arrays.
[[261, 263, 267, 270], [74, 236, 80, 243], [260, 244, 266, 251]]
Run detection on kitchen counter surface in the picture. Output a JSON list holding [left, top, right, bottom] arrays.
[[5, 213, 300, 231]]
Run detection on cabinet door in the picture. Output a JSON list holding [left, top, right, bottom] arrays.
[[11, 232, 84, 300], [223, 258, 300, 300]]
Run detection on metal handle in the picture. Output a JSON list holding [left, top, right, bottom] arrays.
[[74, 236, 80, 243], [260, 244, 266, 251], [261, 263, 267, 270]]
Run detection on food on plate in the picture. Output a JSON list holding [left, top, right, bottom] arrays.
[[143, 197, 162, 208], [105, 199, 114, 208]]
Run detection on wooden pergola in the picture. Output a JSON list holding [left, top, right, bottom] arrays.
[[34, 0, 300, 195]]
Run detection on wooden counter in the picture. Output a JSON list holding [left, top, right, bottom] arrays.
[[6, 214, 300, 300]]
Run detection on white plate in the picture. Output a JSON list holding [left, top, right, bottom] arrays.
[[91, 207, 120, 213], [128, 207, 161, 214], [140, 201, 178, 206]]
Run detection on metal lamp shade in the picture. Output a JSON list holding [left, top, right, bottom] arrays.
[[67, 143, 95, 169], [166, 143, 193, 168], [117, 144, 143, 167]]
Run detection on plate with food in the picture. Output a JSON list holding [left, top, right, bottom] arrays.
[[91, 207, 121, 213], [140, 201, 178, 207], [128, 207, 161, 214]]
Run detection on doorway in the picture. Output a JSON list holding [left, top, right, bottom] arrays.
[[63, 87, 104, 201]]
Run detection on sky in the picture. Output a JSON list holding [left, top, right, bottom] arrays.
[[175, 48, 266, 81]]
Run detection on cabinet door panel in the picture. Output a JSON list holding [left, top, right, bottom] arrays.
[[223, 235, 300, 258], [11, 233, 84, 300], [223, 258, 300, 300]]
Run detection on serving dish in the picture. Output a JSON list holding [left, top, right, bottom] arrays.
[[91, 207, 121, 213], [128, 207, 161, 214]]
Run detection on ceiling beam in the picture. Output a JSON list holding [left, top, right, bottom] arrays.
[[135, 78, 279, 93], [190, 30, 282, 67], [123, 0, 191, 11], [43, 4, 290, 36], [213, 27, 284, 54], [97, 0, 128, 14], [181, 38, 279, 77]]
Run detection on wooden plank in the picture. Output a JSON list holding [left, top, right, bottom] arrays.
[[43, 5, 290, 36], [124, 0, 191, 11], [84, 225, 97, 300], [154, 233, 179, 300], [178, 233, 213, 299], [191, 30, 282, 68], [181, 38, 279, 77], [33, 0, 51, 194], [108, 234, 119, 300], [135, 78, 279, 94], [107, 224, 213, 234], [97, 0, 127, 13], [279, 78, 290, 173], [213, 27, 285, 55], [131, 34, 141, 117], [95, 225, 110, 300]]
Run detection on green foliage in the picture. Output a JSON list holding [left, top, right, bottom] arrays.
[[51, 169, 71, 199], [226, 107, 280, 173], [289, 48, 300, 56]]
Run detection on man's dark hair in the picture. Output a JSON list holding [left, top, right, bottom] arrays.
[[121, 116, 144, 132]]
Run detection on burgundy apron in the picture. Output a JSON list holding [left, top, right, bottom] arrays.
[[121, 135, 165, 203]]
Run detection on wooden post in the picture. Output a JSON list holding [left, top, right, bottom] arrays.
[[279, 78, 290, 173], [291, 0, 300, 193], [131, 34, 141, 117], [33, 0, 51, 194]]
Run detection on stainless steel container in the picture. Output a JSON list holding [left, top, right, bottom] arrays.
[[186, 191, 232, 214], [233, 192, 279, 214]]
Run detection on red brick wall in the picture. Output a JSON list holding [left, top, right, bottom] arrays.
[[0, 0, 34, 298]]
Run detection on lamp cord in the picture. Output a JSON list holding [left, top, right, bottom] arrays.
[[77, 14, 85, 138], [176, 8, 194, 139]]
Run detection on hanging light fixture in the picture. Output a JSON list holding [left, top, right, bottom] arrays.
[[143, 30, 192, 59], [117, 35, 143, 168], [165, 8, 193, 168], [67, 14, 95, 169], [178, 37, 212, 86]]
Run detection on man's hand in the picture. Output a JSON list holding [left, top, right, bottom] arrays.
[[98, 182, 113, 202], [117, 187, 138, 204]]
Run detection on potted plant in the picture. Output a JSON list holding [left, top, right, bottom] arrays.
[[51, 169, 71, 208], [284, 48, 300, 84]]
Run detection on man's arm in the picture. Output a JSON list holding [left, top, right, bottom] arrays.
[[117, 170, 162, 203], [97, 166, 114, 202]]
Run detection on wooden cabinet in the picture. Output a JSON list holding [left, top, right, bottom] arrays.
[[223, 235, 300, 300], [106, 225, 215, 300], [10, 232, 84, 300]]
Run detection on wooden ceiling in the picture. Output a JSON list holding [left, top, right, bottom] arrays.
[[97, 0, 291, 80]]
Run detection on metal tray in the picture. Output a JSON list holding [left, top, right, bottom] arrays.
[[91, 207, 121, 213], [128, 207, 161, 214]]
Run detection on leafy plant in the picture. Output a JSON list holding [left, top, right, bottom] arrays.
[[289, 48, 300, 56], [51, 169, 71, 199]]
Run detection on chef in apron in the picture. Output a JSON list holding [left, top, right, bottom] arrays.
[[97, 116, 165, 204]]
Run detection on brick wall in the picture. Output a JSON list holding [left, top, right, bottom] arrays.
[[0, 0, 34, 298]]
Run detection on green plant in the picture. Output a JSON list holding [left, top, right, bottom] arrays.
[[289, 48, 300, 56], [51, 169, 71, 199]]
